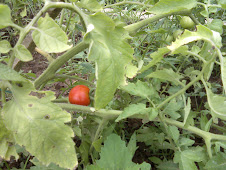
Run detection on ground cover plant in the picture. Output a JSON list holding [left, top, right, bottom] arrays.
[[0, 0, 225, 169]]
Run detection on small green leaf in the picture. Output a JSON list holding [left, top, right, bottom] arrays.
[[115, 103, 151, 122], [140, 47, 170, 72], [79, 0, 102, 12], [126, 63, 138, 78], [148, 0, 197, 15], [20, 6, 27, 17], [0, 4, 13, 29], [183, 97, 191, 126], [127, 133, 138, 156], [120, 80, 158, 99], [179, 138, 195, 147], [14, 44, 33, 62], [204, 152, 226, 170], [32, 14, 71, 53], [146, 68, 184, 86], [0, 63, 27, 82], [168, 126, 180, 143], [208, 19, 223, 35], [157, 161, 179, 170], [0, 40, 12, 53], [206, 87, 226, 120]]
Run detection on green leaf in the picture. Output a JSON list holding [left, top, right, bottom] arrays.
[[85, 12, 133, 109], [13, 44, 33, 62], [148, 0, 197, 15], [79, 0, 102, 12], [126, 63, 139, 78], [20, 6, 27, 17], [174, 147, 207, 170], [183, 97, 191, 126], [2, 82, 77, 169], [220, 56, 226, 93], [140, 47, 170, 72], [127, 133, 138, 156], [168, 25, 222, 51], [0, 116, 19, 160], [30, 158, 65, 170], [0, 4, 13, 29], [217, 0, 226, 9], [163, 99, 182, 120], [115, 103, 156, 122], [86, 134, 151, 170], [32, 14, 71, 53], [168, 126, 180, 143], [146, 68, 184, 86], [120, 80, 158, 99], [0, 63, 27, 82], [179, 138, 195, 147], [205, 87, 226, 120], [208, 19, 223, 35], [157, 161, 179, 170], [204, 152, 226, 170], [0, 40, 12, 53]]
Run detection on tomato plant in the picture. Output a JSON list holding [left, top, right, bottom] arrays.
[[180, 16, 195, 29], [0, 0, 225, 169], [69, 85, 90, 106]]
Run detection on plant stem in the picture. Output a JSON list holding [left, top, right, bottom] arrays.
[[55, 74, 95, 86], [34, 41, 89, 89], [157, 51, 217, 110], [105, 1, 153, 8], [58, 103, 226, 142], [124, 10, 190, 35]]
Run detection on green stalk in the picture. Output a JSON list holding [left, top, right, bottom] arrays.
[[58, 103, 226, 142], [105, 1, 153, 8], [124, 10, 190, 35], [34, 41, 89, 89]]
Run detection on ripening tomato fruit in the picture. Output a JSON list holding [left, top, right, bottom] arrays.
[[69, 85, 90, 106], [180, 16, 195, 29]]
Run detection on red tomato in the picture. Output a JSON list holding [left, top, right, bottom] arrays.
[[69, 85, 90, 106]]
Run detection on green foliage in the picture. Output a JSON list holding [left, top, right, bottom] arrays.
[[85, 12, 134, 109], [0, 0, 226, 169], [32, 14, 72, 53], [86, 134, 151, 170]]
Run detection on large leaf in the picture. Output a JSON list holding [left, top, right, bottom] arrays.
[[0, 4, 13, 29], [204, 152, 226, 170], [168, 25, 222, 51], [0, 115, 19, 160], [32, 14, 71, 53], [205, 87, 226, 120], [86, 134, 151, 170], [85, 12, 134, 109], [148, 0, 197, 15], [174, 147, 207, 170], [2, 82, 77, 169]]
